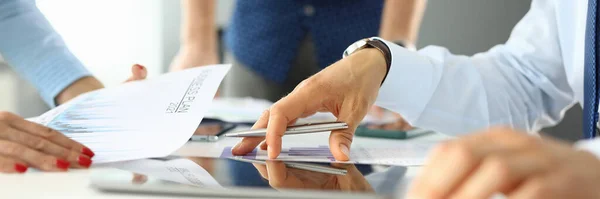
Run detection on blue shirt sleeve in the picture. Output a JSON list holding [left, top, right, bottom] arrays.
[[0, 0, 91, 107]]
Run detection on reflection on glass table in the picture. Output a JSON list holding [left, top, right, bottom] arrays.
[[92, 157, 407, 199]]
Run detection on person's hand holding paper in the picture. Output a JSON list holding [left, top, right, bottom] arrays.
[[231, 49, 388, 161], [0, 64, 147, 173]]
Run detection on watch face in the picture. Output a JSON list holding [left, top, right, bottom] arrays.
[[343, 39, 368, 58]]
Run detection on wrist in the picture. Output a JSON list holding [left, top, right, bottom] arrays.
[[180, 28, 218, 49], [55, 76, 104, 105], [343, 38, 392, 85], [180, 39, 217, 51], [349, 49, 388, 85]]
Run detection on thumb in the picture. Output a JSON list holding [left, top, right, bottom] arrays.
[[124, 64, 147, 83], [329, 128, 355, 161], [329, 103, 369, 161]]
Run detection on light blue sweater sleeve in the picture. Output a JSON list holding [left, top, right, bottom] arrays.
[[0, 0, 91, 107]]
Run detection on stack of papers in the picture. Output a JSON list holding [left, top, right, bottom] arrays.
[[33, 65, 231, 163]]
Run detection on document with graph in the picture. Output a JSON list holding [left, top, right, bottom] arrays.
[[34, 64, 231, 163]]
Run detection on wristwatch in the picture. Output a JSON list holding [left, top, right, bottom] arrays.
[[343, 37, 392, 85]]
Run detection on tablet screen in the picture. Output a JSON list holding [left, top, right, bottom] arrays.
[[92, 157, 408, 199]]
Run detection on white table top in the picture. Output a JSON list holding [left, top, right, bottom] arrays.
[[1, 131, 451, 199]]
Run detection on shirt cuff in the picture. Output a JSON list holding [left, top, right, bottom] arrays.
[[371, 38, 437, 124], [575, 138, 600, 159]]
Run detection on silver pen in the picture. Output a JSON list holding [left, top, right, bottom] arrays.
[[224, 121, 348, 137], [228, 156, 347, 175]]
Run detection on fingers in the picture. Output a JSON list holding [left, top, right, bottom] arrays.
[[0, 127, 91, 168], [328, 130, 353, 161], [265, 94, 311, 159], [449, 150, 550, 199], [252, 163, 268, 179], [328, 99, 369, 161], [132, 173, 149, 184], [409, 139, 496, 198], [232, 110, 270, 155], [125, 64, 147, 82], [0, 155, 28, 173], [370, 106, 385, 118], [507, 176, 554, 199], [408, 127, 542, 199], [7, 116, 93, 158], [259, 140, 268, 150], [330, 163, 373, 191], [0, 140, 70, 171], [3, 114, 94, 169], [265, 160, 304, 189]]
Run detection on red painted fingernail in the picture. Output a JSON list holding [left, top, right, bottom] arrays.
[[81, 147, 95, 158], [135, 64, 144, 70], [14, 163, 28, 173], [56, 159, 70, 170], [78, 155, 92, 168]]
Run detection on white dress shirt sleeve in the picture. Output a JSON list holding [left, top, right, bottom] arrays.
[[373, 0, 575, 136], [576, 139, 600, 158]]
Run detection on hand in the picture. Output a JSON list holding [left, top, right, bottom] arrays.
[[231, 48, 388, 161], [0, 111, 95, 173], [367, 106, 412, 131], [132, 173, 149, 184], [0, 64, 148, 173], [408, 127, 600, 199], [169, 45, 219, 72], [55, 64, 148, 104], [252, 161, 373, 192], [124, 64, 148, 83]]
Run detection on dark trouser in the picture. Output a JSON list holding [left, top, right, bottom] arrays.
[[223, 35, 321, 102]]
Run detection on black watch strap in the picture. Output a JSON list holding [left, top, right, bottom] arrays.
[[365, 39, 392, 85]]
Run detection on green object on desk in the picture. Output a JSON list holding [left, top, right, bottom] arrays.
[[355, 126, 407, 139]]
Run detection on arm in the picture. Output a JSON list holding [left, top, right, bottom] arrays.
[[169, 0, 219, 71], [0, 0, 103, 106], [378, 0, 426, 50], [375, 0, 571, 135], [232, 0, 570, 160]]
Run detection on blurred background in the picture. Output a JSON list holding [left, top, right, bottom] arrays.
[[0, 0, 580, 141]]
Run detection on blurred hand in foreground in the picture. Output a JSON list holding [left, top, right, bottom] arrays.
[[408, 127, 600, 199]]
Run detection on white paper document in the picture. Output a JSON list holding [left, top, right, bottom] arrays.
[[107, 158, 221, 187], [35, 64, 231, 163]]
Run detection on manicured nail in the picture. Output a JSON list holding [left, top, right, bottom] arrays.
[[78, 155, 92, 168], [135, 64, 145, 70], [340, 144, 350, 158], [14, 163, 28, 173], [56, 159, 70, 170], [81, 147, 95, 158]]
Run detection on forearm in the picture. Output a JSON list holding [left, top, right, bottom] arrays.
[[374, 0, 572, 135], [378, 0, 426, 49], [0, 0, 94, 107], [180, 0, 217, 50], [55, 76, 103, 105]]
